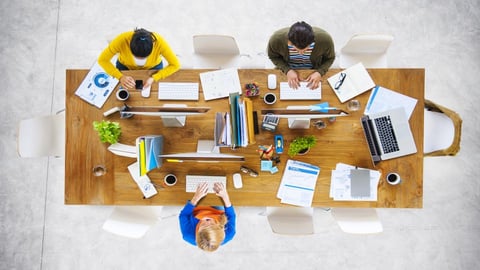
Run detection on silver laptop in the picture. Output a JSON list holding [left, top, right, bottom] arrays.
[[361, 107, 417, 164]]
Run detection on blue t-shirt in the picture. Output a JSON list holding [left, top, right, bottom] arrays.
[[178, 201, 236, 246]]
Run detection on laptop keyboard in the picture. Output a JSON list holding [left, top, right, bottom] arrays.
[[374, 116, 400, 153]]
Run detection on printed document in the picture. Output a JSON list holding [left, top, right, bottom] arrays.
[[329, 163, 380, 201], [75, 61, 119, 108], [364, 85, 418, 119], [277, 160, 320, 207]]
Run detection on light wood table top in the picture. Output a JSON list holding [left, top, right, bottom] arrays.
[[65, 68, 424, 208]]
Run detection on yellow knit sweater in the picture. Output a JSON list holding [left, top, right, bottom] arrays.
[[98, 31, 180, 81]]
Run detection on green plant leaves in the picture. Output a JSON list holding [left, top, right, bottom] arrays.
[[93, 120, 121, 144]]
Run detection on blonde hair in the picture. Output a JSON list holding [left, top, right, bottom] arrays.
[[196, 215, 227, 252]]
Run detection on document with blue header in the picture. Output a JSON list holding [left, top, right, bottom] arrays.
[[277, 159, 320, 207], [364, 85, 418, 119]]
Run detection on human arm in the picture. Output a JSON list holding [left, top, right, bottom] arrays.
[[267, 28, 291, 74], [98, 32, 137, 89], [222, 205, 236, 244], [150, 34, 181, 82], [213, 182, 236, 244], [305, 71, 322, 90], [178, 201, 199, 246], [310, 28, 335, 76], [213, 182, 231, 207], [286, 69, 301, 89]]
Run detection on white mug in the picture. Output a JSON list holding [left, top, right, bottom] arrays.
[[116, 88, 129, 101], [264, 93, 276, 105], [386, 172, 401, 185], [164, 174, 177, 186]]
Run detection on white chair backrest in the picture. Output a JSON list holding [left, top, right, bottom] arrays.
[[339, 34, 393, 68], [17, 114, 65, 157], [341, 34, 394, 54], [266, 207, 314, 235], [193, 35, 240, 55], [102, 206, 161, 239], [424, 109, 455, 154], [331, 208, 383, 234]]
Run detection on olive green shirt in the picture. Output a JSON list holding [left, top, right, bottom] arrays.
[[267, 27, 335, 75]]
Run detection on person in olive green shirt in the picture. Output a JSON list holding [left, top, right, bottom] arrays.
[[267, 21, 335, 90], [98, 28, 180, 90]]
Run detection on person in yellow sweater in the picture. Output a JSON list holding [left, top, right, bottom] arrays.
[[98, 28, 180, 90]]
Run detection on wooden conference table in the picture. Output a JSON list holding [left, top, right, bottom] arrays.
[[65, 68, 424, 208]]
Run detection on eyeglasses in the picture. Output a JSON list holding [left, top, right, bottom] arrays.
[[240, 166, 259, 177], [334, 73, 347, 90]]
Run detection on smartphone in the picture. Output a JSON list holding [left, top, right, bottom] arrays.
[[135, 80, 143, 90]]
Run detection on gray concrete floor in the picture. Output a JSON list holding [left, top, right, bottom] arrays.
[[1, 0, 479, 269]]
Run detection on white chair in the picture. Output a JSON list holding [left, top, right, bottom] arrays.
[[266, 207, 314, 235], [339, 34, 394, 68], [331, 208, 383, 234], [17, 111, 65, 157], [424, 99, 462, 156], [192, 35, 249, 69], [102, 206, 162, 239]]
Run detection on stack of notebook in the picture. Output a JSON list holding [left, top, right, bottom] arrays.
[[214, 93, 255, 148], [136, 135, 163, 176]]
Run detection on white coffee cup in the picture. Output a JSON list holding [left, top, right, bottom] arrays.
[[386, 172, 401, 185], [116, 88, 129, 101], [164, 174, 177, 186], [264, 93, 276, 105]]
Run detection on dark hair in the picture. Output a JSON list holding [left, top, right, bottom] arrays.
[[288, 21, 314, 49], [130, 28, 156, 57]]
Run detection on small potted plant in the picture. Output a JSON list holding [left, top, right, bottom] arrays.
[[288, 135, 317, 157], [93, 120, 122, 144]]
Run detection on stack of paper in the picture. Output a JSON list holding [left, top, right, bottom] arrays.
[[329, 163, 380, 201], [136, 135, 163, 176], [277, 160, 321, 207]]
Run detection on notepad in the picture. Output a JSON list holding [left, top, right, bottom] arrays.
[[327, 62, 375, 103], [199, 68, 242, 101]]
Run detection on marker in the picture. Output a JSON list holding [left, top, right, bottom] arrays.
[[166, 159, 183, 163]]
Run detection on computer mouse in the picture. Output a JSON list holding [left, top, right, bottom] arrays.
[[267, 74, 277, 90], [233, 173, 243, 189], [141, 84, 151, 98]]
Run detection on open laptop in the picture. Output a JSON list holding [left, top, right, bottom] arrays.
[[361, 107, 417, 164]]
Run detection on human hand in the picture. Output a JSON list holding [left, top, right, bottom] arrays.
[[213, 182, 231, 207], [191, 182, 209, 205], [120, 75, 135, 89], [306, 71, 322, 90], [286, 70, 300, 89], [143, 77, 154, 90]]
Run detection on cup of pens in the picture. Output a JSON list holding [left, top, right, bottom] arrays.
[[245, 82, 260, 97]]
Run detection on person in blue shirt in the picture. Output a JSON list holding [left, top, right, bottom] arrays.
[[179, 182, 236, 252]]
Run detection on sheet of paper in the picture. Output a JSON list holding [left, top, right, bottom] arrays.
[[199, 68, 242, 101], [127, 162, 158, 198], [327, 62, 375, 103], [364, 85, 418, 119], [75, 61, 119, 108], [277, 160, 320, 207], [329, 163, 380, 201]]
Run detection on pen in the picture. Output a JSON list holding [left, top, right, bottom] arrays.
[[166, 159, 183, 163]]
